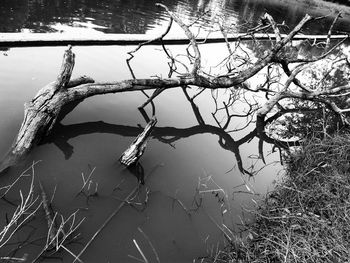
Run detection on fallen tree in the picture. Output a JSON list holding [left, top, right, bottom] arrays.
[[1, 5, 349, 175]]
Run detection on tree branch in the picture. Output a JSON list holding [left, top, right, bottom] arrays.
[[156, 3, 201, 76]]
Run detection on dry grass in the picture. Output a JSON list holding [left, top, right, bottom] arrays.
[[205, 133, 350, 262], [0, 162, 42, 250], [237, 133, 350, 262], [0, 162, 85, 262]]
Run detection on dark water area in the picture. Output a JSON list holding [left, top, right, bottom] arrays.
[[1, 0, 350, 35], [0, 0, 349, 262]]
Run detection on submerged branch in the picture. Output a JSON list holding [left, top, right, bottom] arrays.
[[120, 117, 157, 167]]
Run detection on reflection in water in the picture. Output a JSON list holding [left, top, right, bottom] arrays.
[[46, 117, 290, 177], [127, 162, 145, 184], [1, 0, 350, 34], [0, 1, 349, 261]]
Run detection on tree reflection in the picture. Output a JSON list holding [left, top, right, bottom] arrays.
[[0, 0, 349, 34], [45, 100, 293, 177]]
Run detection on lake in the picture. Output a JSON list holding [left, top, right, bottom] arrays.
[[0, 0, 349, 262]]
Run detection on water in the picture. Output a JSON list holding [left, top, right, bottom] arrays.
[[0, 0, 348, 262], [1, 0, 350, 35]]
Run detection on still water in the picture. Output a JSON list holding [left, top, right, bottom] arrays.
[[0, 0, 349, 262]]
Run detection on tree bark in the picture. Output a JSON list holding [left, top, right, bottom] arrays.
[[0, 47, 93, 173], [119, 117, 157, 167]]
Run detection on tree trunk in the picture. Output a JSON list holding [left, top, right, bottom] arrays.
[[0, 46, 93, 173]]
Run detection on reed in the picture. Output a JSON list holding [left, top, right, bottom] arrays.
[[0, 162, 42, 250]]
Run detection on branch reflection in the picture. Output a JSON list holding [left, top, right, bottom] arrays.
[[45, 117, 296, 176]]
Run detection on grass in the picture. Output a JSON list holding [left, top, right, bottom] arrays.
[[0, 162, 42, 251], [0, 162, 85, 262], [224, 132, 350, 262]]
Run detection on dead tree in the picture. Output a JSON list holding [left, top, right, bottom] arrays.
[[1, 5, 349, 174]]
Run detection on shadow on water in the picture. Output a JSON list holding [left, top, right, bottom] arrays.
[[44, 98, 294, 177]]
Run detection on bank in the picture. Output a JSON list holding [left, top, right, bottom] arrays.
[[215, 132, 350, 262]]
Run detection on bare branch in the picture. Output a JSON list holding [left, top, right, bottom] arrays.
[[156, 3, 201, 76], [126, 17, 173, 79], [264, 13, 282, 43], [56, 45, 75, 90], [325, 12, 342, 52]]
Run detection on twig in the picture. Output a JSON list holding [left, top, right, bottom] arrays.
[[137, 227, 160, 263], [156, 3, 201, 75], [76, 167, 96, 196], [73, 182, 143, 262], [0, 162, 42, 249], [325, 12, 342, 52], [74, 163, 163, 262], [264, 13, 282, 43], [132, 239, 149, 263]]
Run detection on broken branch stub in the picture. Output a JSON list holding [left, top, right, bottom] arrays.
[[120, 117, 157, 167], [56, 45, 75, 90]]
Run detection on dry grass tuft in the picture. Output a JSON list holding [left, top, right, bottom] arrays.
[[206, 133, 350, 262], [239, 133, 350, 262]]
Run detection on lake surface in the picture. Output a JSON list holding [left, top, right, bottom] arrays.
[[1, 0, 350, 35], [0, 0, 349, 262]]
